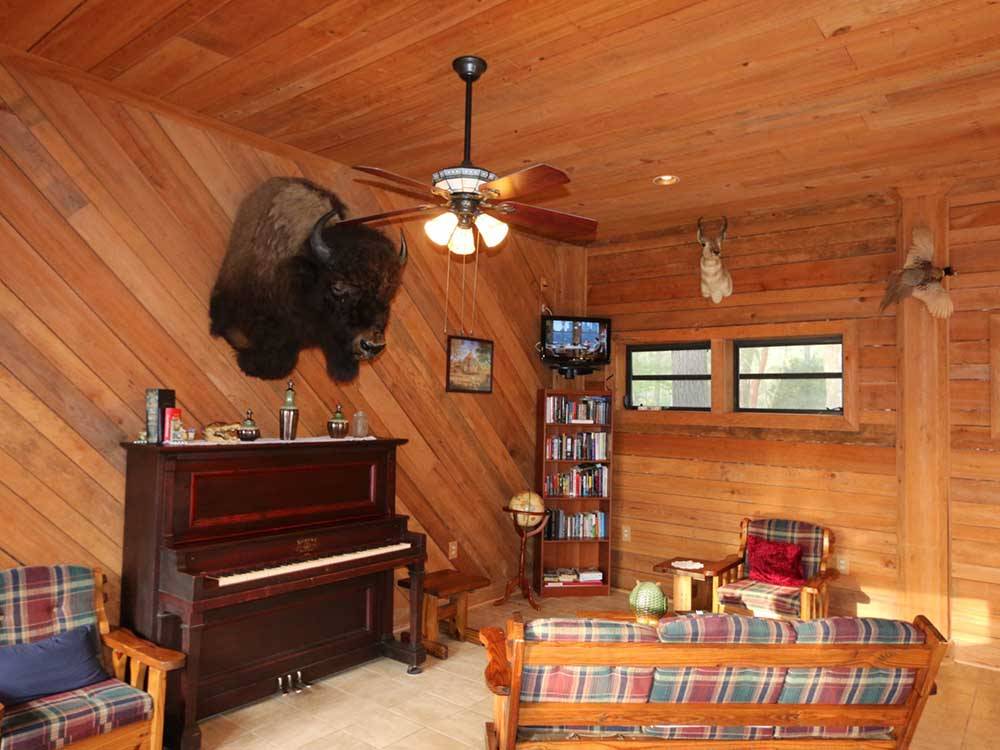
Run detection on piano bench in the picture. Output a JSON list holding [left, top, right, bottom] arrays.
[[399, 570, 490, 660]]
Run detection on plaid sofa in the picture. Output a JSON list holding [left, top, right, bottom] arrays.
[[0, 566, 153, 750], [718, 518, 826, 617], [515, 614, 922, 743]]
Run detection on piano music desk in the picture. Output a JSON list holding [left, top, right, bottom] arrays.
[[399, 569, 490, 659]]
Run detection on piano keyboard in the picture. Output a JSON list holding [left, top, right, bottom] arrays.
[[211, 542, 413, 587]]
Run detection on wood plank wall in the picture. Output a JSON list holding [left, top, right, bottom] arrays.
[[948, 190, 1000, 668], [0, 59, 583, 622], [587, 195, 903, 619]]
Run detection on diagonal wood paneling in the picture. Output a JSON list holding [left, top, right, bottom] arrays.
[[0, 58, 583, 620]]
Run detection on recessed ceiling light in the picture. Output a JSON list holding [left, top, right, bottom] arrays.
[[653, 174, 680, 186]]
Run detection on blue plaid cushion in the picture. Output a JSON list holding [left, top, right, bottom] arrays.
[[521, 619, 656, 704], [747, 519, 825, 579], [657, 614, 797, 643], [1, 678, 152, 750], [0, 567, 97, 646], [717, 579, 801, 616], [650, 667, 786, 703], [776, 617, 923, 740]]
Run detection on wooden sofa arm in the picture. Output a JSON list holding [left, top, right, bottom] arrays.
[[479, 626, 511, 696], [103, 628, 186, 671], [702, 555, 742, 577]]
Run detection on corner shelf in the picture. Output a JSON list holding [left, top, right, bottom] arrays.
[[534, 388, 614, 598]]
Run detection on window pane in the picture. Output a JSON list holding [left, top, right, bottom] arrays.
[[631, 379, 711, 409], [738, 342, 842, 375], [738, 377, 843, 412], [631, 346, 710, 376]]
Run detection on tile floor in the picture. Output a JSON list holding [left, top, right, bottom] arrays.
[[198, 592, 999, 749]]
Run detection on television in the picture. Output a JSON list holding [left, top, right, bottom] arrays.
[[540, 315, 611, 377]]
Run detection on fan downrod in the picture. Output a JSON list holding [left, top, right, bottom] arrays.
[[452, 55, 487, 82]]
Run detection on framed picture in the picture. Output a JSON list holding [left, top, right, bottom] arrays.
[[446, 336, 494, 393]]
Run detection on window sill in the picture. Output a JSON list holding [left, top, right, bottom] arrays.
[[617, 408, 859, 432]]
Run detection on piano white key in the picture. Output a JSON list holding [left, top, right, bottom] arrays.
[[212, 542, 412, 587]]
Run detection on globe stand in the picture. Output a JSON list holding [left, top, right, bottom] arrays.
[[494, 507, 549, 611]]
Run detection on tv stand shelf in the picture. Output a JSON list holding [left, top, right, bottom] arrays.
[[534, 388, 614, 598]]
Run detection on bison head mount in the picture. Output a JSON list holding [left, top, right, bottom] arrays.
[[209, 178, 407, 382]]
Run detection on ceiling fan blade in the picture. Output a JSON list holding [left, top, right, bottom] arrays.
[[478, 163, 569, 201], [339, 204, 440, 226], [486, 201, 597, 242], [352, 165, 445, 198]]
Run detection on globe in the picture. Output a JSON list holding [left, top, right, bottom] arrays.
[[509, 490, 545, 528]]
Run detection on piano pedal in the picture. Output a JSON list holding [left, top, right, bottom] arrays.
[[407, 666, 422, 675], [295, 670, 312, 690], [278, 676, 289, 695]]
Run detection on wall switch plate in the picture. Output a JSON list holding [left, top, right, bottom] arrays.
[[622, 526, 631, 542], [836, 556, 849, 575], [448, 541, 458, 559]]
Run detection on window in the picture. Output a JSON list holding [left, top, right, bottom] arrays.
[[626, 343, 711, 410], [734, 336, 844, 414]]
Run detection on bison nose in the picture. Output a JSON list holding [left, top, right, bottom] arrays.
[[359, 339, 385, 357]]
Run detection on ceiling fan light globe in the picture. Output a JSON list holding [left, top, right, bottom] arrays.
[[448, 226, 476, 255], [474, 212, 509, 247], [424, 211, 459, 246]]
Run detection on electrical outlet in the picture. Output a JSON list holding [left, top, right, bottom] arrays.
[[448, 541, 458, 560], [622, 526, 631, 542], [836, 556, 849, 575]]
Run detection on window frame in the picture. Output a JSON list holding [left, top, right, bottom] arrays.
[[612, 320, 860, 432], [732, 335, 845, 415], [625, 341, 712, 412]]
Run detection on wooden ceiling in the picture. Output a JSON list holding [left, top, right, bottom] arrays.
[[5, 0, 1000, 240]]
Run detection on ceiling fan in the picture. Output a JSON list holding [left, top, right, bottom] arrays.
[[342, 55, 598, 254]]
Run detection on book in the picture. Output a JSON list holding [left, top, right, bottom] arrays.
[[145, 388, 175, 444], [162, 407, 182, 442]]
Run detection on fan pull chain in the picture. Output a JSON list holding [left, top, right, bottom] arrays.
[[443, 246, 452, 336], [460, 246, 467, 334], [471, 231, 481, 334]]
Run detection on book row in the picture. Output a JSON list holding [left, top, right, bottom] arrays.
[[545, 509, 607, 540], [544, 395, 610, 425], [544, 431, 608, 461], [543, 464, 609, 498]]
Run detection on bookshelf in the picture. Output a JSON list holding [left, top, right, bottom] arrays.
[[534, 388, 613, 597]]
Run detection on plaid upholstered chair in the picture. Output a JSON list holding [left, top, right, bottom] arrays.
[[0, 566, 184, 750], [707, 518, 835, 621]]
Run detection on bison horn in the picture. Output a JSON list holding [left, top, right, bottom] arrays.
[[399, 231, 408, 266], [310, 208, 340, 263]]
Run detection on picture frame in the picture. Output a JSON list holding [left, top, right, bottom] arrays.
[[446, 335, 494, 393]]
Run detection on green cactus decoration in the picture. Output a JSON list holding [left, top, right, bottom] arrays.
[[629, 580, 669, 626]]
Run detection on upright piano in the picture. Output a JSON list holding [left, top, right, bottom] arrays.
[[120, 438, 425, 750]]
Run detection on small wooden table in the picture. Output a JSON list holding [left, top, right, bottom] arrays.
[[399, 569, 490, 660], [653, 557, 713, 612]]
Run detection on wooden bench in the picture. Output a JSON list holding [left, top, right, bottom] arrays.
[[399, 569, 490, 659]]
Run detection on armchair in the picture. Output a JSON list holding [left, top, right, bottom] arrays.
[[0, 565, 184, 750], [706, 518, 835, 620]]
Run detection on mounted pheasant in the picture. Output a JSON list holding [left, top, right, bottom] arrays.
[[879, 226, 955, 319]]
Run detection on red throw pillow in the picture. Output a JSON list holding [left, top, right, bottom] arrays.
[[746, 534, 806, 587]]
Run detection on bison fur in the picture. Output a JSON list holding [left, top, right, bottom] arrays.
[[209, 177, 406, 382]]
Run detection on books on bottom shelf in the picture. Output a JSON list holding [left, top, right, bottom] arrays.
[[542, 567, 605, 587]]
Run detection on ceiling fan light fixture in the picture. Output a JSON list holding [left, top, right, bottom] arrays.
[[424, 211, 459, 245], [474, 212, 509, 247], [448, 225, 476, 255], [433, 166, 497, 195], [653, 174, 680, 186]]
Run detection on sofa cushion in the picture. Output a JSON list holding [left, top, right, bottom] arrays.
[[0, 626, 108, 705], [776, 617, 924, 740], [0, 678, 152, 750], [746, 518, 824, 580], [717, 578, 801, 616], [650, 667, 786, 703], [643, 725, 775, 740], [525, 618, 657, 643], [518, 726, 644, 741], [521, 619, 656, 704], [0, 566, 98, 647], [657, 613, 797, 643]]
